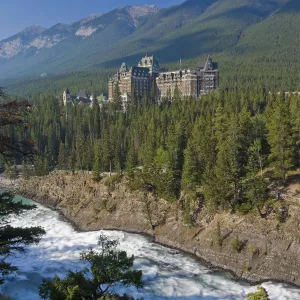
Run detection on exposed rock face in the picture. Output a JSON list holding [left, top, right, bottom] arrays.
[[75, 26, 98, 37], [124, 5, 160, 26], [79, 13, 103, 25], [20, 172, 300, 286], [0, 5, 159, 60], [0, 25, 45, 58]]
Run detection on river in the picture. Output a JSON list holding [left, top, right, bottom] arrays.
[[1, 196, 300, 299]]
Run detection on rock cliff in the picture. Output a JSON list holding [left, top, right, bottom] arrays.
[[19, 172, 300, 286]]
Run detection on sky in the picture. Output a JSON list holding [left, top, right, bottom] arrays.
[[0, 0, 184, 40]]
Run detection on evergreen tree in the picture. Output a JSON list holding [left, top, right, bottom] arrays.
[[4, 163, 18, 180], [34, 156, 50, 176], [266, 97, 294, 182], [181, 138, 202, 191], [22, 161, 33, 179], [247, 286, 270, 300], [0, 90, 46, 285], [58, 142, 67, 170], [113, 83, 122, 109], [173, 84, 182, 102], [92, 98, 101, 139], [93, 141, 102, 182], [150, 81, 156, 104], [0, 193, 45, 284], [39, 235, 143, 300], [245, 139, 269, 214], [126, 138, 138, 175]]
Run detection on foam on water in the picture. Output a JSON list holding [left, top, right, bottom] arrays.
[[1, 197, 300, 300]]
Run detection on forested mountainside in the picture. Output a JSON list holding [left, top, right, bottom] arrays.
[[1, 0, 300, 88]]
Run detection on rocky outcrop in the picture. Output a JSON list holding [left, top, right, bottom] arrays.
[[19, 172, 300, 286]]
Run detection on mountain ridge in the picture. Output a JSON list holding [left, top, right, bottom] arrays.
[[1, 0, 300, 82]]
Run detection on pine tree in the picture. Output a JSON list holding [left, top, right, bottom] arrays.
[[58, 142, 67, 170], [113, 83, 122, 109], [39, 235, 142, 300], [34, 156, 49, 176], [150, 80, 157, 104], [0, 193, 45, 284], [245, 139, 269, 215], [22, 161, 33, 179], [181, 138, 202, 191], [173, 84, 182, 102], [92, 141, 101, 182], [92, 98, 101, 139], [126, 138, 138, 175], [4, 163, 18, 180], [0, 89, 45, 285], [266, 97, 294, 182]]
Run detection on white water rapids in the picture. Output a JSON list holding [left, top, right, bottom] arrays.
[[1, 196, 300, 299]]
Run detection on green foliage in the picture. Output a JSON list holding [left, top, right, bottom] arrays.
[[39, 234, 143, 300], [58, 142, 68, 171], [113, 83, 122, 109], [249, 245, 260, 259], [34, 156, 50, 176], [92, 141, 102, 182], [0, 192, 45, 284], [244, 139, 270, 214], [244, 265, 252, 272], [182, 195, 197, 227], [276, 205, 289, 223], [215, 221, 223, 247], [4, 164, 18, 180], [103, 174, 123, 190], [4, 71, 111, 99], [231, 237, 246, 253], [266, 95, 295, 182], [247, 286, 270, 300], [22, 162, 34, 179], [12, 87, 300, 213]]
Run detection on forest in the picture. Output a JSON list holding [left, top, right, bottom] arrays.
[[6, 84, 299, 222]]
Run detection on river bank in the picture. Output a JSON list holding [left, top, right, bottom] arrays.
[[12, 171, 300, 287], [6, 196, 300, 300]]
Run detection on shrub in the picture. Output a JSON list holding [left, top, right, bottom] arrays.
[[244, 265, 252, 272], [104, 173, 123, 190], [231, 237, 247, 253], [249, 245, 260, 259], [216, 221, 223, 247], [247, 286, 270, 300], [276, 205, 289, 223]]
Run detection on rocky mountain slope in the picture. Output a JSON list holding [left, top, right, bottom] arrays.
[[18, 172, 300, 286], [0, 5, 158, 59], [1, 0, 300, 80]]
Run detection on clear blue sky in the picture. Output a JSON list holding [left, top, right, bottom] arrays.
[[0, 0, 184, 40]]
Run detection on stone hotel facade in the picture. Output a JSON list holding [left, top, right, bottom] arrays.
[[108, 55, 219, 102]]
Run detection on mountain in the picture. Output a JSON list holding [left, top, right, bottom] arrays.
[[0, 25, 45, 59], [1, 0, 300, 82]]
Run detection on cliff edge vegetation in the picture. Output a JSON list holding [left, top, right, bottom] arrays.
[[19, 169, 300, 286]]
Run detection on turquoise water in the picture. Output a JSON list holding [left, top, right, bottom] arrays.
[[13, 195, 35, 206]]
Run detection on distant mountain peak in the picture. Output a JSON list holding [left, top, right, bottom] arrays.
[[123, 5, 160, 26], [79, 13, 103, 25], [20, 25, 45, 35]]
